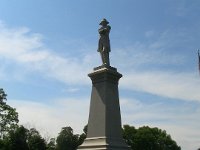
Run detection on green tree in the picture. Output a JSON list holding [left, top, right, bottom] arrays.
[[123, 125, 181, 150], [6, 125, 29, 150], [27, 128, 47, 150], [0, 137, 7, 150], [123, 124, 137, 147], [47, 138, 56, 150], [56, 126, 79, 150], [0, 125, 48, 150], [78, 125, 87, 146], [0, 88, 19, 137]]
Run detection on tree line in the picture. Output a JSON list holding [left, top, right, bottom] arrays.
[[0, 88, 186, 150]]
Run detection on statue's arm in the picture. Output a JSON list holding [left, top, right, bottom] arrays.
[[98, 27, 106, 34], [98, 26, 111, 34]]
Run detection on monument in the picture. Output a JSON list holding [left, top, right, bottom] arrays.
[[78, 19, 130, 150]]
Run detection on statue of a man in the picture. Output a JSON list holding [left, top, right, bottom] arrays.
[[98, 18, 111, 66]]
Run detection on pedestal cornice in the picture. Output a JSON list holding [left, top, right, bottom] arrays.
[[88, 66, 122, 84]]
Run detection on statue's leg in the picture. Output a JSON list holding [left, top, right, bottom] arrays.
[[102, 46, 109, 66], [100, 52, 105, 65], [102, 52, 106, 65], [105, 52, 110, 66]]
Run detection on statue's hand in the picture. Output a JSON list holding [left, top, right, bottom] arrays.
[[99, 29, 106, 34]]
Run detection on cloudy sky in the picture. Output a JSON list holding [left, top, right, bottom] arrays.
[[0, 0, 200, 149]]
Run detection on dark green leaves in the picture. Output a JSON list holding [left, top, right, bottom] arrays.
[[123, 125, 181, 150], [0, 88, 19, 137]]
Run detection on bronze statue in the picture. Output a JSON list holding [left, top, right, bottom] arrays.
[[98, 18, 111, 66]]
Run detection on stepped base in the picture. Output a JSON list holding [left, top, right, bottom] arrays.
[[78, 137, 131, 150]]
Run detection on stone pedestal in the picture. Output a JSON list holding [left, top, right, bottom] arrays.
[[78, 66, 130, 150]]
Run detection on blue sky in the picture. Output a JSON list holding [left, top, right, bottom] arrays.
[[0, 0, 200, 149]]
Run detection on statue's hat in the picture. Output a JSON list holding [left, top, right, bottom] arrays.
[[99, 18, 109, 25]]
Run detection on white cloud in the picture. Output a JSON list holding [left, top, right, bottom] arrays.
[[121, 71, 200, 102], [65, 88, 80, 93], [0, 21, 98, 85], [9, 98, 90, 137], [112, 28, 200, 102]]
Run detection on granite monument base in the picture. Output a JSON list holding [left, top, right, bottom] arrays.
[[78, 66, 130, 150], [78, 137, 130, 150]]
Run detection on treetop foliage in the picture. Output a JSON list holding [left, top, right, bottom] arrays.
[[123, 125, 181, 150], [0, 88, 19, 138]]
